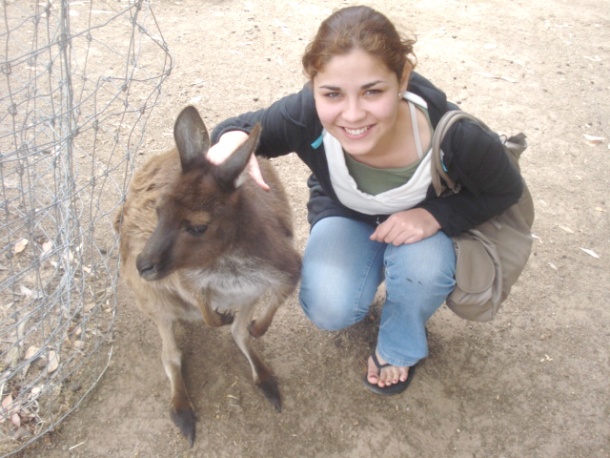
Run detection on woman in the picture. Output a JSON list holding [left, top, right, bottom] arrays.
[[208, 6, 523, 395]]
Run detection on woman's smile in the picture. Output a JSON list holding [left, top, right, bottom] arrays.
[[343, 124, 374, 137]]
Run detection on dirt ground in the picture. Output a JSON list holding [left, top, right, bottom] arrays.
[[15, 0, 609, 456]]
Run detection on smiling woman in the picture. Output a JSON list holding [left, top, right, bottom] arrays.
[[207, 5, 524, 396], [311, 48, 416, 168]]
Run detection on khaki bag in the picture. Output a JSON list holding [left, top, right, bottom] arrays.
[[431, 111, 535, 321]]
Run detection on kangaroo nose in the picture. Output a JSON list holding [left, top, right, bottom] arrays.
[[136, 254, 159, 280]]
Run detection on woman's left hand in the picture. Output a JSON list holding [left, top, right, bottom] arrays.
[[370, 208, 441, 246]]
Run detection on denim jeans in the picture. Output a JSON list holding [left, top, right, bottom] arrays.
[[299, 216, 456, 367]]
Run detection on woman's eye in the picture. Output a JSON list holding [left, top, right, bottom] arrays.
[[323, 92, 341, 99], [186, 224, 208, 236], [364, 89, 382, 96]]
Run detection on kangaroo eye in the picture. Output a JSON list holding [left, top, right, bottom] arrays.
[[186, 224, 208, 236]]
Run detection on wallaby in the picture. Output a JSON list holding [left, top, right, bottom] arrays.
[[114, 106, 301, 446]]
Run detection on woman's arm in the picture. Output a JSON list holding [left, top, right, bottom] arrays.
[[208, 85, 320, 189], [418, 120, 524, 237], [211, 85, 320, 158]]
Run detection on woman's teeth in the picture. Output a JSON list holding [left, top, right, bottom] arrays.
[[345, 126, 369, 135]]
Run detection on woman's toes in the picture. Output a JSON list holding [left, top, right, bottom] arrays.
[[366, 356, 380, 384], [367, 352, 410, 387], [379, 369, 391, 385], [382, 366, 397, 385]]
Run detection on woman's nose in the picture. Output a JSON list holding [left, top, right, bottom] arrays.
[[342, 98, 366, 123]]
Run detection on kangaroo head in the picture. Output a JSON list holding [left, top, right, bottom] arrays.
[[136, 106, 261, 281]]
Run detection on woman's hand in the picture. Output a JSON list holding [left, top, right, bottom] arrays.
[[370, 208, 441, 245], [206, 131, 270, 190]]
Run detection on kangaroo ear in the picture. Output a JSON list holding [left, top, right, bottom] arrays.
[[174, 106, 211, 172], [214, 123, 262, 190]]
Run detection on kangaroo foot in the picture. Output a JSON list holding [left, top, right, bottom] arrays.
[[170, 405, 196, 447], [257, 373, 282, 413]]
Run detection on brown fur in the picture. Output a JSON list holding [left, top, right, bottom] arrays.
[[114, 106, 301, 446]]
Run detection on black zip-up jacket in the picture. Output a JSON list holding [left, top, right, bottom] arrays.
[[211, 72, 524, 236]]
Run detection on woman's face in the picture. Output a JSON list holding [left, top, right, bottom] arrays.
[[312, 48, 409, 161]]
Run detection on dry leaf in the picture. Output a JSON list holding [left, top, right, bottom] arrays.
[[19, 285, 34, 297], [46, 351, 60, 374], [558, 225, 574, 234], [41, 240, 53, 255], [30, 385, 42, 397], [19, 285, 42, 299], [24, 346, 39, 361], [579, 248, 600, 259], [13, 239, 28, 254], [19, 406, 35, 419], [583, 134, 604, 146], [11, 412, 21, 428], [3, 347, 19, 369], [2, 394, 13, 411], [1, 395, 15, 424], [22, 346, 39, 377]]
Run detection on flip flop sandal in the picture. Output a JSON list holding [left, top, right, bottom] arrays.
[[362, 352, 417, 396]]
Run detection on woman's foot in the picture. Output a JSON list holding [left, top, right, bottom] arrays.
[[363, 351, 416, 396], [367, 351, 409, 387]]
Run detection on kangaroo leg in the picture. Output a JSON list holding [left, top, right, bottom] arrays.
[[155, 316, 196, 447], [231, 304, 281, 412], [248, 283, 295, 338]]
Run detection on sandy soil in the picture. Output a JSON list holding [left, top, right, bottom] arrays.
[[14, 0, 610, 457]]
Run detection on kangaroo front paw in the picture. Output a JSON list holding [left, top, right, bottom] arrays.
[[248, 320, 264, 337], [218, 310, 234, 325], [248, 319, 267, 338]]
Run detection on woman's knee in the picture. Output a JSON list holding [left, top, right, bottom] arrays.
[[299, 286, 361, 331], [298, 216, 383, 331]]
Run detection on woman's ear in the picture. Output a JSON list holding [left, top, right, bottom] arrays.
[[399, 63, 412, 93]]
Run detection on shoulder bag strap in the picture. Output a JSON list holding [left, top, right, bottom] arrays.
[[431, 110, 491, 196]]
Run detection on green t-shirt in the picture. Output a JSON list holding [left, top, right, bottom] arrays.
[[344, 153, 422, 196]]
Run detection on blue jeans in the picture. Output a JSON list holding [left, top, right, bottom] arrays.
[[299, 216, 456, 367]]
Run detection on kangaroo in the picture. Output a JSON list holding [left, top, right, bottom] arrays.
[[114, 106, 301, 446]]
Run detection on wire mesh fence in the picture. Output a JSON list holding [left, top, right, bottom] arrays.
[[0, 1, 171, 455]]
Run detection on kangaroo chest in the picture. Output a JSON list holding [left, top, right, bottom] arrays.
[[177, 253, 281, 316]]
